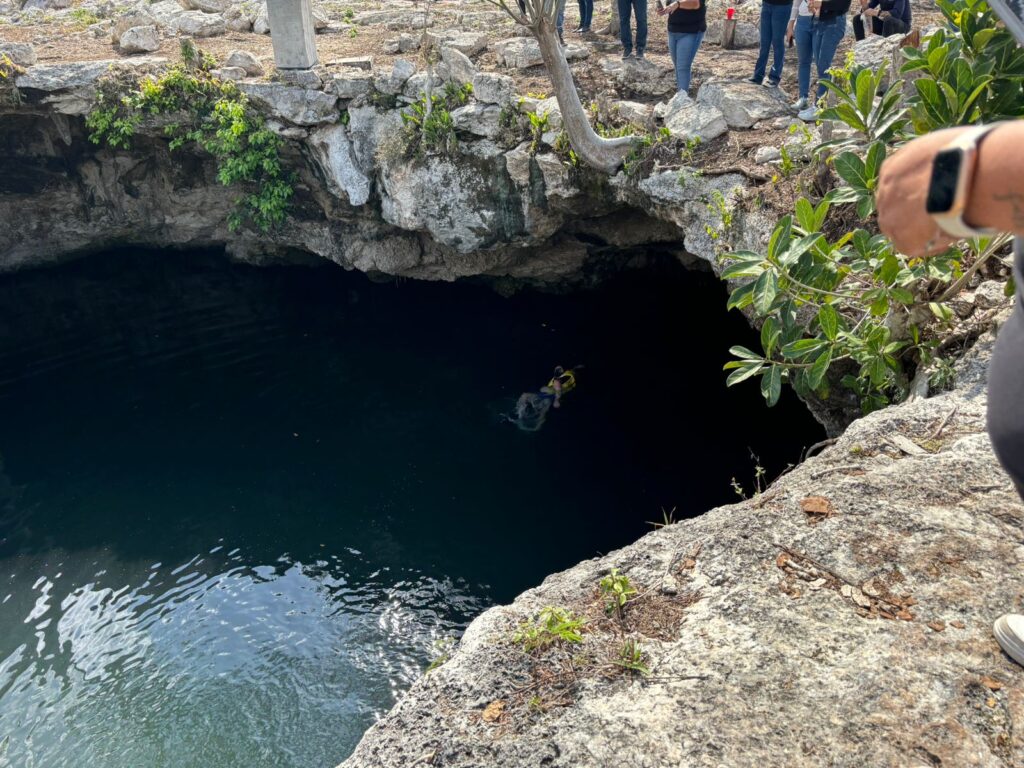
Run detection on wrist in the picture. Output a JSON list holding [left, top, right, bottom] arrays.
[[965, 122, 1022, 234]]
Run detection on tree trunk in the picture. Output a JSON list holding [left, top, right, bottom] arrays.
[[533, 19, 633, 173]]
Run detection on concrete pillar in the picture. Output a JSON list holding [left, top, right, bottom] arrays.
[[267, 0, 318, 69]]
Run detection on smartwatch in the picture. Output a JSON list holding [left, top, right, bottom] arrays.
[[925, 123, 1003, 239]]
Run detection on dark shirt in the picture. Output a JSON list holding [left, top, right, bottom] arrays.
[[819, 0, 851, 20], [765, 0, 793, 6], [867, 0, 911, 26], [667, 0, 707, 32]]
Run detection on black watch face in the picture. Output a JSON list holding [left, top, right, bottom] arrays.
[[926, 148, 964, 214]]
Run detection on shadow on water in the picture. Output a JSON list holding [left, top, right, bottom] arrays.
[[0, 249, 822, 767]]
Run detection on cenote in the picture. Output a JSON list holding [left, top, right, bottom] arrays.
[[0, 251, 821, 768]]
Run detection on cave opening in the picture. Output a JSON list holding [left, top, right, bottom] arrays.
[[0, 249, 822, 767]]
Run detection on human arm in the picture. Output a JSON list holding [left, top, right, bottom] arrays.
[[876, 122, 1024, 257]]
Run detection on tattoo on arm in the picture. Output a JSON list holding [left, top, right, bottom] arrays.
[[995, 192, 1024, 231]]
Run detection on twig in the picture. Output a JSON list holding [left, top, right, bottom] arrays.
[[701, 165, 772, 183], [928, 406, 958, 440], [802, 437, 838, 461], [939, 234, 1014, 302]]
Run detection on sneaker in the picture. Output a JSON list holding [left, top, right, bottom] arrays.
[[635, 49, 645, 59], [558, 31, 565, 45], [791, 97, 808, 110], [622, 50, 633, 59], [766, 79, 780, 88], [798, 105, 819, 122], [745, 76, 762, 85], [994, 615, 1024, 666]]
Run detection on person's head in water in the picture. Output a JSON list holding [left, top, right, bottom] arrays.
[[553, 365, 565, 377]]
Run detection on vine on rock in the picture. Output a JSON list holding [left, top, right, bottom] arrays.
[[86, 42, 292, 232]]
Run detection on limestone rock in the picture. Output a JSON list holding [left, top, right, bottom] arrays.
[[402, 72, 443, 100], [253, 7, 270, 33], [237, 82, 339, 125], [612, 100, 653, 126], [441, 46, 476, 86], [146, 0, 186, 28], [375, 58, 416, 95], [0, 42, 37, 68], [494, 37, 588, 68], [472, 71, 516, 106], [754, 145, 781, 163], [329, 70, 373, 99], [341, 324, 1023, 768], [222, 5, 255, 32], [605, 56, 675, 97], [661, 93, 728, 142], [277, 68, 324, 89], [210, 66, 246, 81], [974, 280, 1009, 310], [534, 96, 562, 131], [118, 25, 160, 54], [180, 0, 229, 13], [852, 33, 904, 70], [223, 49, 264, 76], [336, 56, 373, 71], [312, 5, 328, 30], [706, 18, 759, 47], [697, 78, 790, 129], [308, 124, 372, 206], [21, 0, 71, 10], [450, 103, 502, 139], [433, 29, 489, 57], [173, 10, 225, 36]]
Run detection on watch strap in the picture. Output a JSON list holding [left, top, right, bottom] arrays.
[[930, 123, 1003, 239]]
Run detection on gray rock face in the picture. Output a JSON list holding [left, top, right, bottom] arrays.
[[441, 46, 476, 86], [253, 7, 270, 33], [534, 96, 562, 131], [612, 99, 653, 126], [471, 71, 516, 106], [210, 66, 246, 81], [223, 49, 264, 76], [661, 93, 728, 142], [14, 58, 168, 114], [308, 123, 372, 206], [237, 82, 339, 125], [432, 29, 489, 57], [374, 58, 416, 95], [118, 25, 160, 55], [707, 18, 759, 47], [180, 0, 229, 13], [173, 10, 225, 36], [146, 0, 186, 28], [341, 326, 1024, 768], [0, 42, 37, 68], [328, 70, 373, 99], [697, 78, 791, 129], [450, 103, 502, 138], [493, 37, 589, 68]]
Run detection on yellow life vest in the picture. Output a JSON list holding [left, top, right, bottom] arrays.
[[547, 370, 576, 393]]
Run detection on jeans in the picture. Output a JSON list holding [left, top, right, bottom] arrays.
[[988, 246, 1024, 498], [668, 30, 704, 93], [852, 12, 906, 38], [617, 0, 648, 53], [811, 13, 846, 100], [753, 2, 792, 83], [557, 0, 566, 33], [577, 0, 594, 29], [794, 14, 813, 98]]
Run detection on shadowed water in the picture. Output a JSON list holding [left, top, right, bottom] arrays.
[[0, 251, 822, 767]]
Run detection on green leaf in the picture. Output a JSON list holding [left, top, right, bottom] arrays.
[[781, 338, 828, 359], [721, 261, 764, 280], [768, 216, 793, 263], [727, 281, 755, 310], [726, 361, 765, 386], [760, 317, 779, 357], [753, 270, 778, 315], [729, 345, 763, 361], [760, 365, 782, 407], [889, 286, 915, 304], [929, 301, 954, 321], [818, 304, 839, 341], [806, 346, 833, 390], [795, 198, 816, 232], [834, 152, 869, 192]]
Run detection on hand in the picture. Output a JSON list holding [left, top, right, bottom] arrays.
[[876, 127, 971, 257], [656, 4, 668, 14], [786, 19, 795, 43]]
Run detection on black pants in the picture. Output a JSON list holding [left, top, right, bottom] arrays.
[[988, 260, 1024, 498], [852, 13, 907, 40]]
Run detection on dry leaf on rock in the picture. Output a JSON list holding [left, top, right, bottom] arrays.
[[481, 700, 505, 723]]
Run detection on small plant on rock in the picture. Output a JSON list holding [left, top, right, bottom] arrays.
[[613, 638, 650, 677], [513, 606, 585, 652], [598, 568, 637, 619]]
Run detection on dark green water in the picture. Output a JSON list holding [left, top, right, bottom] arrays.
[[0, 251, 821, 768]]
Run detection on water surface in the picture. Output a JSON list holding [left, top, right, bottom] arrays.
[[0, 251, 821, 767]]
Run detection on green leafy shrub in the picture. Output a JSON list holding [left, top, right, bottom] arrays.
[[86, 48, 292, 232], [399, 82, 473, 158], [513, 607, 585, 652], [613, 638, 650, 677], [720, 0, 1014, 415]]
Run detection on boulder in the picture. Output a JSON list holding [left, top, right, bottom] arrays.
[[402, 72, 443, 100], [253, 7, 270, 33], [146, 0, 186, 28], [696, 78, 790, 129], [374, 58, 416, 95], [14, 57, 168, 114], [471, 71, 516, 106], [707, 18, 759, 47], [494, 37, 588, 68], [118, 25, 160, 54], [0, 42, 37, 68], [974, 280, 1009, 310], [441, 46, 476, 86], [173, 10, 226, 36], [308, 124, 372, 206], [432, 29, 489, 57], [223, 49, 264, 76], [329, 70, 373, 99], [335, 56, 373, 70], [535, 96, 562, 131], [661, 92, 728, 142], [450, 103, 503, 138], [180, 0, 229, 13], [210, 66, 247, 81], [21, 0, 71, 10], [237, 82, 339, 125], [313, 5, 328, 30], [606, 56, 675, 97], [852, 32, 904, 70], [612, 100, 653, 126], [754, 145, 782, 163], [222, 5, 255, 32]]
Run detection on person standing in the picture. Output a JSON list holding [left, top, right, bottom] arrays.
[[618, 0, 649, 58], [852, 0, 911, 39], [786, 0, 814, 110], [798, 0, 850, 120], [657, 0, 706, 95], [875, 121, 1024, 665], [575, 0, 595, 33], [748, 0, 793, 87]]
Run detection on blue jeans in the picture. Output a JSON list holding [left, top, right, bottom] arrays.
[[668, 30, 704, 93], [617, 0, 648, 53], [557, 0, 566, 33], [812, 14, 846, 100], [753, 2, 791, 83], [794, 14, 813, 99], [577, 0, 594, 29]]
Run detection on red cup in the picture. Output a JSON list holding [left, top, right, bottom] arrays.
[[727, 7, 735, 18]]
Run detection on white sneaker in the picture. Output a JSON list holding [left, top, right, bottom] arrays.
[[791, 97, 808, 110], [798, 105, 819, 122], [994, 614, 1024, 666]]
